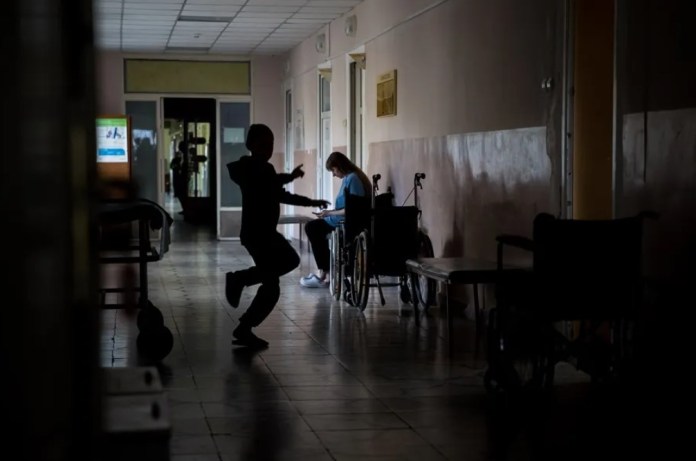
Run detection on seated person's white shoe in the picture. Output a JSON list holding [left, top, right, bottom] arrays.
[[300, 273, 329, 288]]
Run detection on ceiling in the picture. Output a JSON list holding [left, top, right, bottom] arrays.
[[93, 0, 363, 55]]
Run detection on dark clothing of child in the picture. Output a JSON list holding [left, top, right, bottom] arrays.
[[226, 156, 317, 337]]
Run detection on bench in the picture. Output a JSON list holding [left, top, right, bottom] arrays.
[[405, 257, 529, 354], [278, 214, 314, 250]]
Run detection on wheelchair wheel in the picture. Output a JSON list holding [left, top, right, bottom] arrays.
[[407, 231, 436, 306], [351, 231, 370, 311], [329, 227, 343, 300]]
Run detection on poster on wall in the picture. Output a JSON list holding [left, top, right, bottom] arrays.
[[96, 116, 130, 163]]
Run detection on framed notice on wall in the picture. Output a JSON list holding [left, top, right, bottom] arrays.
[[96, 116, 130, 163], [96, 115, 132, 185], [377, 70, 397, 117]]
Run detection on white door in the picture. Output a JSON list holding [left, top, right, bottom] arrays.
[[318, 74, 332, 202]]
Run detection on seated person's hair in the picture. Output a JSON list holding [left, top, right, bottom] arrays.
[[326, 151, 372, 197]]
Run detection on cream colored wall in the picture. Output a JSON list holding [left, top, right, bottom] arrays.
[[330, 0, 443, 53], [287, 0, 554, 142], [285, 1, 451, 152], [330, 58, 348, 149], [282, 0, 562, 309], [294, 71, 319, 152], [94, 52, 284, 137], [364, 0, 552, 144], [284, 0, 561, 210], [95, 51, 125, 115], [250, 55, 285, 150]]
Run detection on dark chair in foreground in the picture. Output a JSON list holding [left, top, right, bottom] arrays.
[[486, 211, 656, 392]]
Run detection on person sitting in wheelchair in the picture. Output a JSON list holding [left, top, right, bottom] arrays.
[[300, 151, 372, 288]]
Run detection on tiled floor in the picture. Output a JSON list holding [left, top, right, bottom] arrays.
[[100, 208, 659, 461]]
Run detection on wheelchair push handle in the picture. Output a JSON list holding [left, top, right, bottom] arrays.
[[409, 172, 427, 209], [372, 174, 381, 192]]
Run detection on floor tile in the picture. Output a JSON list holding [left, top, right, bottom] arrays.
[[99, 209, 639, 461]]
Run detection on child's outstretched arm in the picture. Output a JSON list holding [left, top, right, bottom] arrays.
[[277, 164, 305, 185]]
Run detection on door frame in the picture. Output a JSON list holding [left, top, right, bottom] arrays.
[[284, 88, 294, 193], [348, 56, 366, 169], [317, 71, 332, 202], [561, 0, 576, 219]]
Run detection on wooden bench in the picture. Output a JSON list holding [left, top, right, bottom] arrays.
[[278, 214, 314, 250], [406, 257, 529, 354]]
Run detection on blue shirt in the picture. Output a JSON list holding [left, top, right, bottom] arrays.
[[325, 172, 366, 227]]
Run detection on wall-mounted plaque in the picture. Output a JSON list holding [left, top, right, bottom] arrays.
[[377, 70, 397, 117]]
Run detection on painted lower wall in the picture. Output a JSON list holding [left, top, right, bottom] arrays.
[[368, 126, 552, 262], [621, 108, 696, 282]]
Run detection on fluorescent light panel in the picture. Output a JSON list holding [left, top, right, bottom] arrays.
[[165, 46, 211, 52], [178, 15, 234, 23]]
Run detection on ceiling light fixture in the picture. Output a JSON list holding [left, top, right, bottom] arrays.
[[177, 15, 234, 23], [165, 46, 211, 53]]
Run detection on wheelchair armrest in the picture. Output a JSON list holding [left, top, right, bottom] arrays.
[[496, 234, 534, 252]]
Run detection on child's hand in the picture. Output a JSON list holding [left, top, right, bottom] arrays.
[[312, 199, 330, 209], [291, 164, 305, 179]]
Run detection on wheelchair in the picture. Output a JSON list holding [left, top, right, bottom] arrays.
[[329, 174, 421, 311], [484, 211, 657, 393]]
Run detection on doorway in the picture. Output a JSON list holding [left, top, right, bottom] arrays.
[[163, 97, 216, 226]]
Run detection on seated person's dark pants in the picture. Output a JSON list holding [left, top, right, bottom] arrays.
[[236, 231, 300, 327], [305, 219, 334, 272]]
